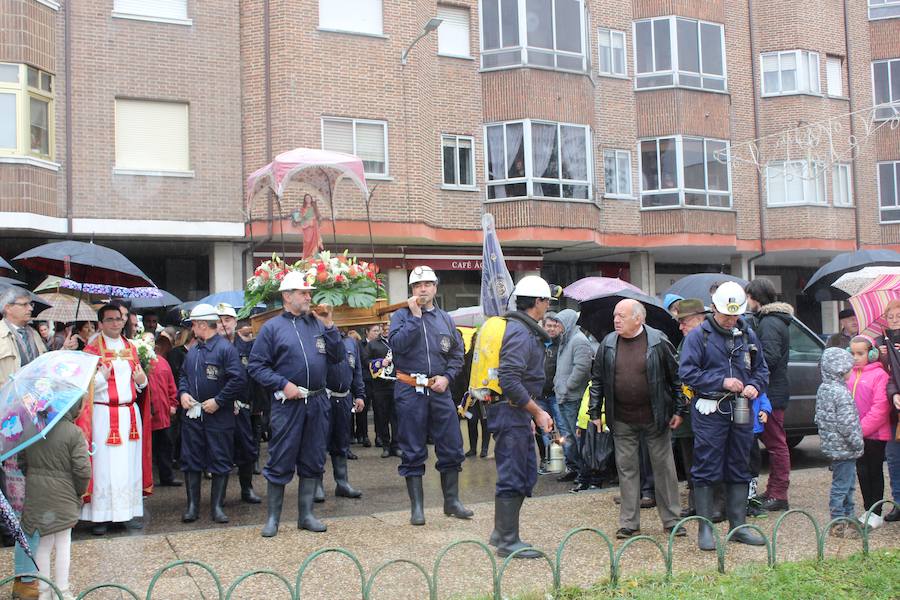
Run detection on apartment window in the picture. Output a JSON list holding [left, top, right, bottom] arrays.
[[633, 16, 725, 91], [598, 28, 626, 77], [832, 163, 852, 206], [880, 161, 900, 222], [437, 6, 471, 58], [869, 0, 900, 20], [765, 161, 826, 206], [761, 50, 820, 96], [485, 120, 591, 200], [826, 56, 843, 97], [442, 135, 475, 188], [0, 64, 53, 159], [639, 136, 731, 208], [322, 117, 388, 176], [115, 99, 190, 174], [318, 0, 383, 36], [113, 0, 189, 22], [603, 149, 631, 197], [481, 0, 587, 72], [873, 58, 900, 120]]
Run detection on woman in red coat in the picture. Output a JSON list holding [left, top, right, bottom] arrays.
[[149, 332, 181, 486]]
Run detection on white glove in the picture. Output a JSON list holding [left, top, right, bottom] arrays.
[[186, 403, 202, 419], [695, 399, 718, 415]]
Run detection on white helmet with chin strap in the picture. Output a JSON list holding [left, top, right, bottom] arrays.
[[408, 265, 438, 285], [711, 281, 747, 316]]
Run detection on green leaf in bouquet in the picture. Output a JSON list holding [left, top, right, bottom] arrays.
[[346, 286, 377, 308], [313, 287, 344, 307]]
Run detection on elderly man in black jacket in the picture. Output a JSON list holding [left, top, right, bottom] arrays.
[[745, 278, 792, 511], [589, 299, 686, 539]]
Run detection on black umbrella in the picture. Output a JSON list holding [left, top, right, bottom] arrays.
[[577, 289, 682, 347], [803, 249, 900, 301], [0, 276, 26, 287], [663, 273, 749, 307], [14, 241, 154, 288], [128, 289, 182, 310], [0, 257, 15, 272], [0, 282, 53, 314]]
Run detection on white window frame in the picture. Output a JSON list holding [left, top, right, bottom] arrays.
[[598, 27, 627, 78], [0, 63, 54, 161], [832, 163, 853, 206], [441, 134, 477, 189], [637, 135, 733, 210], [321, 117, 389, 178], [764, 160, 827, 207], [483, 119, 593, 202], [869, 0, 900, 20], [872, 58, 900, 121], [437, 5, 472, 59], [317, 0, 384, 37], [760, 50, 821, 97], [632, 16, 727, 92], [878, 161, 900, 223], [112, 0, 192, 26], [826, 55, 844, 97], [602, 149, 632, 198], [479, 0, 588, 74]]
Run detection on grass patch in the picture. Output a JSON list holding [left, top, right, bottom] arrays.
[[470, 549, 899, 600]]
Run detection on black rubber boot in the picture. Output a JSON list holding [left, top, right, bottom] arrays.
[[333, 455, 362, 498], [210, 474, 229, 523], [493, 496, 541, 559], [314, 477, 326, 503], [406, 476, 426, 526], [297, 478, 327, 532], [480, 430, 490, 458], [726, 483, 766, 546], [181, 471, 201, 523], [261, 482, 284, 538], [239, 463, 261, 504], [441, 471, 474, 519], [711, 484, 726, 523], [694, 485, 717, 551]]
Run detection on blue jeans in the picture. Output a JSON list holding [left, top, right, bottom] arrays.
[[829, 459, 857, 519], [15, 530, 40, 580], [557, 400, 582, 473], [886, 439, 900, 503], [536, 395, 562, 450]]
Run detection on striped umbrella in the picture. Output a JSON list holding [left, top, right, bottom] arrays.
[[848, 274, 900, 336]]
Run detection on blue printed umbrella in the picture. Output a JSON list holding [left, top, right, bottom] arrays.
[[0, 351, 99, 462], [0, 489, 36, 568]]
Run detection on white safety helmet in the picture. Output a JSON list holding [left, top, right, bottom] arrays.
[[216, 302, 237, 318], [408, 265, 438, 285], [513, 275, 552, 299], [279, 270, 315, 292], [187, 303, 220, 323], [711, 281, 747, 316]]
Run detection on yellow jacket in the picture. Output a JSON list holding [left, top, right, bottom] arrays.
[[577, 381, 605, 429]]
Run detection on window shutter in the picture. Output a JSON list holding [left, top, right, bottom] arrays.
[[115, 99, 189, 171], [355, 122, 386, 173], [826, 56, 842, 97], [114, 0, 187, 20], [437, 6, 470, 57], [322, 119, 354, 155], [319, 0, 383, 36]]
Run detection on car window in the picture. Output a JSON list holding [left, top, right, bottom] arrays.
[[789, 320, 824, 363]]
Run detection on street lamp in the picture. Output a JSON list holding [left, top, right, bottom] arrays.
[[400, 17, 443, 65]]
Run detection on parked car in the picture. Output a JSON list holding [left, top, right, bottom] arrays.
[[782, 316, 826, 447]]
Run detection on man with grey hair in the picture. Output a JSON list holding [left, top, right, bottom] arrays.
[[1, 288, 48, 600], [588, 299, 686, 539]]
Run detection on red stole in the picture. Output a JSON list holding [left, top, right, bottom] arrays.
[[76, 335, 154, 502]]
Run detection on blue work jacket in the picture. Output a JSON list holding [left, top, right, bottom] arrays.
[[327, 336, 366, 398], [497, 312, 547, 409], [389, 306, 464, 384], [247, 311, 343, 393], [178, 333, 246, 410], [678, 317, 769, 399]]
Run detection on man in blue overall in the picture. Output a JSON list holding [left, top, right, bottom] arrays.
[[315, 331, 366, 501], [216, 302, 262, 505], [178, 303, 246, 524], [488, 276, 555, 559], [388, 265, 473, 525], [247, 271, 343, 536], [679, 281, 769, 550]]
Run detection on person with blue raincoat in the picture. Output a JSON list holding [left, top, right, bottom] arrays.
[[247, 271, 343, 537], [388, 265, 473, 526], [488, 275, 554, 559], [178, 303, 246, 525]]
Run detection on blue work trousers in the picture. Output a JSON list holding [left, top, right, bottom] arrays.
[[233, 406, 259, 466], [394, 383, 464, 478], [327, 394, 353, 458], [690, 400, 754, 486], [180, 412, 235, 475], [487, 402, 537, 497], [264, 392, 331, 484]]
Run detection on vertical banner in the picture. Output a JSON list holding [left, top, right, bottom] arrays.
[[480, 213, 514, 317]]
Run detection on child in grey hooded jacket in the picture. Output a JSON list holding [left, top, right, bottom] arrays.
[[816, 347, 864, 532]]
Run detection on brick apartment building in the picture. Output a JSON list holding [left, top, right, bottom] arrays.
[[2, 0, 900, 330]]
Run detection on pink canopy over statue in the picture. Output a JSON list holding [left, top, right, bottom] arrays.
[[246, 148, 369, 202]]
